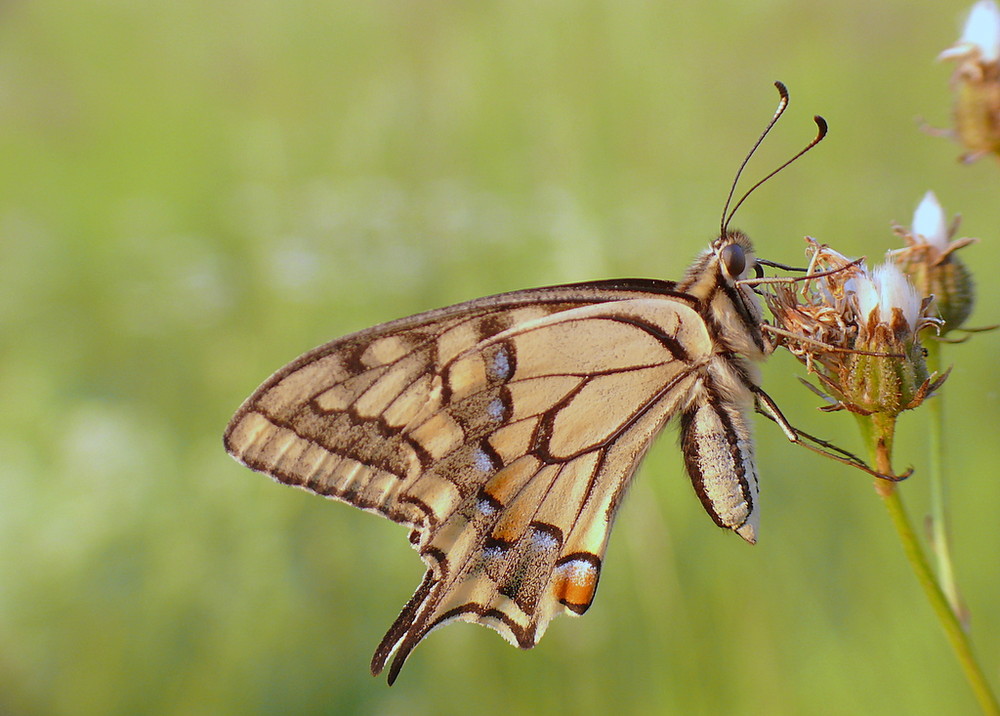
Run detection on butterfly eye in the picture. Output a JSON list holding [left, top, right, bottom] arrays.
[[720, 244, 746, 279]]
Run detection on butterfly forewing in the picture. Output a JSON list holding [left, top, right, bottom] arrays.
[[225, 241, 766, 683], [224, 280, 690, 527]]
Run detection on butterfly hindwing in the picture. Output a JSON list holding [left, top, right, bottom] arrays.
[[370, 297, 719, 681]]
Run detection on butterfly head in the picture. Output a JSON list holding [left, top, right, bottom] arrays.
[[675, 230, 768, 360], [679, 230, 758, 296]]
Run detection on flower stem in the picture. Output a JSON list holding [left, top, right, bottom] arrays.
[[924, 339, 967, 624], [857, 413, 999, 715]]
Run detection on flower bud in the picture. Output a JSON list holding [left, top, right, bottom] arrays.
[[842, 266, 933, 415], [938, 0, 1000, 162], [891, 191, 977, 334], [765, 240, 945, 417]]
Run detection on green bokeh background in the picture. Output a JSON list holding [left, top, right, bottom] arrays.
[[3, 2, 998, 714]]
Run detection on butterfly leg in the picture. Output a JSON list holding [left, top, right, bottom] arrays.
[[750, 386, 912, 482]]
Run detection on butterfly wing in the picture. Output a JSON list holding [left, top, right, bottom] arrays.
[[224, 279, 687, 527], [224, 279, 721, 683]]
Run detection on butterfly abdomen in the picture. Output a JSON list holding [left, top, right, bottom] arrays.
[[679, 388, 760, 544]]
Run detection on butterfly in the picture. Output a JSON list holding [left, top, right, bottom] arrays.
[[224, 83, 849, 684]]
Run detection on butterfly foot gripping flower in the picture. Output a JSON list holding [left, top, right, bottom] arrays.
[[765, 240, 946, 419], [938, 0, 1000, 162], [891, 191, 977, 337]]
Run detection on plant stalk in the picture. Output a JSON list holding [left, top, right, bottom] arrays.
[[857, 413, 999, 715], [924, 340, 966, 624]]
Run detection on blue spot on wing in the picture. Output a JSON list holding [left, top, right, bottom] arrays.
[[487, 398, 505, 421], [473, 446, 495, 473], [491, 349, 512, 381]]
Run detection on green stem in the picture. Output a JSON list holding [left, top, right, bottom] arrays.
[[857, 414, 999, 716], [924, 340, 965, 623]]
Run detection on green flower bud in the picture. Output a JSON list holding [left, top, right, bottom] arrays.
[[892, 192, 977, 334], [841, 266, 932, 416], [765, 241, 946, 418]]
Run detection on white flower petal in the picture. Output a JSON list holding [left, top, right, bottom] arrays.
[[912, 190, 950, 250], [950, 0, 1000, 63], [873, 263, 921, 331], [848, 274, 881, 325], [938, 44, 972, 61]]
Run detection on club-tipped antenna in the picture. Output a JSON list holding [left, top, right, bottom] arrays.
[[719, 81, 790, 237], [720, 81, 828, 236]]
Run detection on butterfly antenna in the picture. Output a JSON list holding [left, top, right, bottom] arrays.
[[720, 81, 791, 238], [722, 109, 828, 235]]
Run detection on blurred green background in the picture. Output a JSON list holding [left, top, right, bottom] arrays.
[[3, 1, 998, 714]]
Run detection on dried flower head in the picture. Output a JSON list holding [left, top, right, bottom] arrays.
[[891, 191, 977, 334], [766, 239, 945, 417], [938, 0, 1000, 161]]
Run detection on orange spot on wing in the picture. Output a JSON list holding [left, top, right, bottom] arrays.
[[554, 557, 600, 614]]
